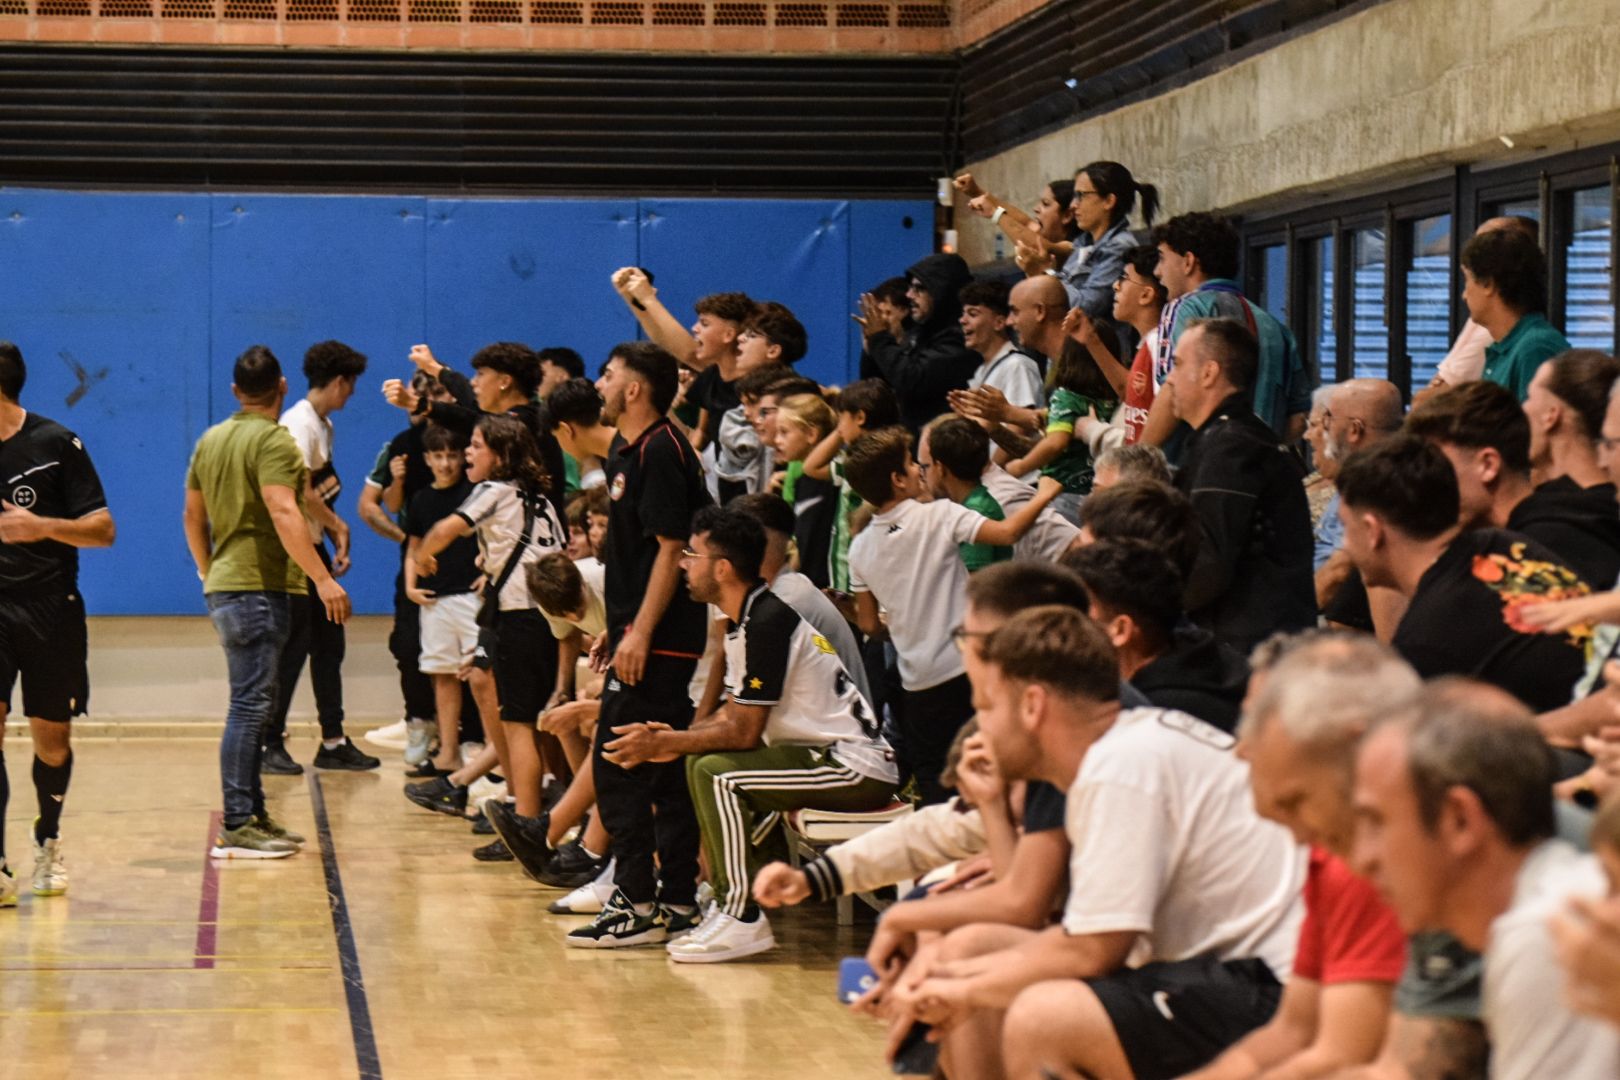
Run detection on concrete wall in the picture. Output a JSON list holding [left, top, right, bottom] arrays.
[[957, 0, 1620, 263]]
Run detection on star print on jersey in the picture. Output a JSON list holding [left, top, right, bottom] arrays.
[[748, 677, 764, 690]]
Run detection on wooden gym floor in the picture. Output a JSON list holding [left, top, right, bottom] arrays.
[[1, 739, 891, 1079]]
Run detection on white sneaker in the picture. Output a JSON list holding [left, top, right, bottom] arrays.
[[403, 719, 435, 766], [548, 858, 615, 914], [0, 864, 18, 908], [362, 719, 410, 749], [459, 741, 484, 767], [466, 776, 507, 816], [32, 833, 67, 897], [667, 909, 775, 964], [695, 880, 716, 916]]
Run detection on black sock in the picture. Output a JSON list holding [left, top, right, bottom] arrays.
[[0, 749, 9, 866], [33, 751, 72, 843]]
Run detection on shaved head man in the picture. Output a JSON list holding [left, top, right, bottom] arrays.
[[1007, 275, 1071, 361]]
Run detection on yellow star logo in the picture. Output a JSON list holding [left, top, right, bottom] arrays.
[[748, 677, 764, 690], [812, 634, 835, 655]]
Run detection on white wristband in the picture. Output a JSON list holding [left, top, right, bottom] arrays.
[[990, 206, 1006, 225]]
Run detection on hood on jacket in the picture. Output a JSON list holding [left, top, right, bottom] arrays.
[[1131, 624, 1251, 734], [906, 253, 974, 335]]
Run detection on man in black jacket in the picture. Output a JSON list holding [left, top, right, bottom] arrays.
[[857, 253, 978, 433], [1166, 318, 1315, 653]]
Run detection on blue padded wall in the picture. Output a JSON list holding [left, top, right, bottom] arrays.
[[0, 189, 213, 615], [0, 189, 934, 615]]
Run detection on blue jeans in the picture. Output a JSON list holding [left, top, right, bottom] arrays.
[[207, 591, 293, 828]]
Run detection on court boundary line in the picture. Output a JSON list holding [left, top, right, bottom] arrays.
[[194, 810, 223, 969], [310, 772, 384, 1080]]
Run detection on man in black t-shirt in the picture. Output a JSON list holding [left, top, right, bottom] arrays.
[[1338, 434, 1591, 713], [1409, 377, 1620, 591], [567, 342, 712, 950], [0, 342, 116, 908]]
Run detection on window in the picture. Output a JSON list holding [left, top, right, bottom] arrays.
[[1254, 243, 1288, 326], [1351, 229, 1387, 380], [1307, 235, 1336, 385], [1561, 186, 1613, 350], [1404, 214, 1452, 394], [1491, 198, 1540, 226]]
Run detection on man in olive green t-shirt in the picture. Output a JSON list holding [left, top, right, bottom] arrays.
[[182, 345, 350, 860]]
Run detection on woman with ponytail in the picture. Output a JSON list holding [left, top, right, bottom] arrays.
[[1022, 161, 1159, 320]]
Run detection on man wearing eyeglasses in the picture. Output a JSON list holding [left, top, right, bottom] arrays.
[[603, 507, 896, 964]]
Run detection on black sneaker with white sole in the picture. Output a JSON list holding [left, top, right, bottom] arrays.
[[313, 738, 381, 771], [565, 888, 666, 948], [536, 840, 608, 890], [404, 776, 468, 816], [260, 742, 304, 776], [485, 802, 555, 884]]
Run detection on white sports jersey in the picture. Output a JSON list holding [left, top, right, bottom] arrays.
[[724, 584, 897, 783], [455, 480, 567, 611]]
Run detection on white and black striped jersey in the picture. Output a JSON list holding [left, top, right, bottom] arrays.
[[724, 583, 897, 784]]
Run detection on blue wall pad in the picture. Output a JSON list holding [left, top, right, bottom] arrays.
[[0, 188, 934, 615]]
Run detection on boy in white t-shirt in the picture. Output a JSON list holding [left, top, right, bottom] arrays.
[[269, 340, 377, 774], [903, 606, 1305, 1080], [842, 426, 1061, 804]]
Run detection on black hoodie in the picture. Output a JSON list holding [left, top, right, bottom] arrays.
[[1506, 476, 1620, 588], [863, 253, 979, 432], [1130, 624, 1250, 733]]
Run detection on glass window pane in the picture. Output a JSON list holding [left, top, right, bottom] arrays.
[[1491, 198, 1540, 225], [1309, 235, 1337, 386], [1255, 244, 1288, 326], [1351, 229, 1388, 380], [1562, 186, 1613, 350], [1405, 213, 1452, 397]]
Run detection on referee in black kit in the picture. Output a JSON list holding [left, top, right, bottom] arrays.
[[0, 341, 115, 908], [567, 342, 711, 950]]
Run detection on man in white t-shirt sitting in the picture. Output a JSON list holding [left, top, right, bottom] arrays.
[[897, 606, 1305, 1080], [843, 426, 1062, 804], [959, 279, 1045, 410], [602, 507, 899, 963], [1354, 678, 1620, 1080]]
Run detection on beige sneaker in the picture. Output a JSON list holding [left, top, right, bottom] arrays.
[[0, 865, 18, 908], [32, 829, 67, 897]]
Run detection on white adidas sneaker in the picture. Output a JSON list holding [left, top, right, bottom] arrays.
[[666, 909, 775, 964], [403, 719, 435, 766], [32, 833, 68, 896], [549, 859, 615, 914]]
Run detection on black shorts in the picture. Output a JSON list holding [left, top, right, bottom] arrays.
[[0, 591, 90, 724], [493, 608, 554, 726], [1088, 956, 1281, 1080]]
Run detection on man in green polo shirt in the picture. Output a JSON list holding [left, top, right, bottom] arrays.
[[919, 416, 1012, 572], [1463, 227, 1571, 401], [183, 345, 351, 859]]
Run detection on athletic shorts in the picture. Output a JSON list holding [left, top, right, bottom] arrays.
[[418, 592, 481, 675], [0, 591, 90, 724], [1088, 956, 1281, 1080], [493, 608, 552, 726]]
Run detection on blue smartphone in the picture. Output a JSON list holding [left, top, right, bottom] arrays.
[[838, 956, 879, 1004]]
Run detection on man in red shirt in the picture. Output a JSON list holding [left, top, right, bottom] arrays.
[[1182, 633, 1414, 1079]]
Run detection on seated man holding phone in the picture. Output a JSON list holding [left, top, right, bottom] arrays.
[[602, 506, 898, 964]]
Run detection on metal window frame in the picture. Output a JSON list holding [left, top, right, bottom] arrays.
[[1241, 144, 1620, 392]]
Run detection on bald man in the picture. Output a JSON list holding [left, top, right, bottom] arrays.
[[1006, 275, 1071, 361], [1417, 216, 1541, 400], [1314, 379, 1406, 635]]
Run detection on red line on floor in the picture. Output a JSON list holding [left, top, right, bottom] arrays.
[[194, 811, 222, 970]]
